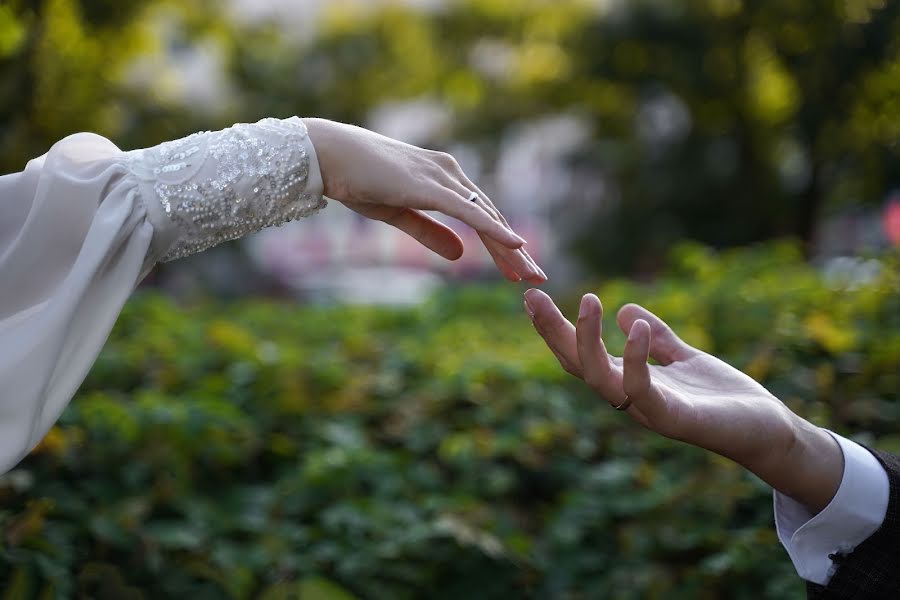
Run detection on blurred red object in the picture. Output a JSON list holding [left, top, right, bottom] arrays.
[[885, 196, 900, 247]]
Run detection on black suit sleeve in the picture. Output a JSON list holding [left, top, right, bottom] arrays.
[[806, 449, 900, 599]]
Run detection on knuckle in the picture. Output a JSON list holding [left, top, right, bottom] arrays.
[[433, 151, 457, 168]]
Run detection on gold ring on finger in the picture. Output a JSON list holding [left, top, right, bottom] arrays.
[[613, 395, 632, 411]]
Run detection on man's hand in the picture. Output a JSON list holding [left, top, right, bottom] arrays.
[[304, 118, 546, 284], [524, 288, 843, 513]]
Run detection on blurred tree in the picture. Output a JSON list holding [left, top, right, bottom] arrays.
[[564, 0, 900, 270], [0, 0, 229, 175], [224, 0, 900, 272], [2, 0, 898, 273]]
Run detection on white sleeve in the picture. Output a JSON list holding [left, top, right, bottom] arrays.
[[0, 117, 325, 474], [774, 430, 889, 585]]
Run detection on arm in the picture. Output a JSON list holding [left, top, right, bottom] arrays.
[[524, 289, 895, 595], [127, 117, 544, 281], [0, 116, 544, 475]]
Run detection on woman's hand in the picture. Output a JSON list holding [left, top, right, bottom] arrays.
[[304, 118, 546, 284], [524, 288, 844, 513]]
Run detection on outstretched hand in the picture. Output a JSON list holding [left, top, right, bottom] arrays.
[[305, 118, 547, 285], [524, 288, 843, 513]]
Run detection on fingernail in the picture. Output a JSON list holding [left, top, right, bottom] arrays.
[[524, 289, 538, 317], [628, 319, 646, 341], [512, 233, 527, 246], [578, 295, 590, 319], [523, 299, 534, 318]]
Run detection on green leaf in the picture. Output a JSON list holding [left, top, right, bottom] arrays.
[[259, 578, 358, 600]]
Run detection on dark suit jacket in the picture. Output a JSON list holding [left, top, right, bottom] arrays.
[[806, 449, 900, 599]]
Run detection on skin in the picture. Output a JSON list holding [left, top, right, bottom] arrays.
[[304, 118, 547, 285], [524, 288, 844, 514], [303, 117, 839, 514]]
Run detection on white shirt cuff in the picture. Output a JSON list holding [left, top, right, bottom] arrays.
[[774, 430, 889, 585]]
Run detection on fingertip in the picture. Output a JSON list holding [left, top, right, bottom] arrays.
[[525, 287, 559, 315], [583, 293, 604, 315], [444, 243, 464, 261], [617, 303, 642, 333], [628, 318, 651, 343], [578, 294, 596, 320], [524, 288, 538, 316]]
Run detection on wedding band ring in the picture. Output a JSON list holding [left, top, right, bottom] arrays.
[[467, 191, 479, 203], [613, 395, 632, 411]]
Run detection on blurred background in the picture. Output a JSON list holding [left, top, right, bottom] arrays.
[[1, 1, 898, 598]]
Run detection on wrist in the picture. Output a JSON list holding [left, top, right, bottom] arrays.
[[776, 417, 843, 513], [302, 118, 333, 196]]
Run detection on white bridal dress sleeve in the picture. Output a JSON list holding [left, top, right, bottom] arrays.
[[0, 117, 326, 474]]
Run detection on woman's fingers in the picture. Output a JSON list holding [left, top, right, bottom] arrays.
[[525, 289, 583, 378], [622, 319, 668, 423], [480, 234, 545, 283], [385, 208, 464, 261], [456, 172, 507, 225], [517, 247, 547, 282], [441, 178, 547, 283], [439, 177, 547, 277], [616, 303, 697, 365], [481, 235, 523, 282], [423, 187, 526, 249], [575, 294, 622, 403]]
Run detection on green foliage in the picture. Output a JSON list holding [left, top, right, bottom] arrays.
[[1, 243, 897, 598]]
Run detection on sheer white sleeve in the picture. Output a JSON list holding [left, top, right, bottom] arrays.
[[0, 117, 326, 474]]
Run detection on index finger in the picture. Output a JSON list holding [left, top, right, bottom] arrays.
[[420, 187, 526, 249], [525, 289, 583, 378]]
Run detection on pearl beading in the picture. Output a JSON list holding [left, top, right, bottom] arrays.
[[124, 117, 326, 262]]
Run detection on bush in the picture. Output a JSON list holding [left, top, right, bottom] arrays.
[[1, 242, 898, 599]]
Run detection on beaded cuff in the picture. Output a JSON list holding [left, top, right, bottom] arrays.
[[124, 117, 326, 262]]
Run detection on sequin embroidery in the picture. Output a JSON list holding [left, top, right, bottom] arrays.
[[124, 117, 326, 262]]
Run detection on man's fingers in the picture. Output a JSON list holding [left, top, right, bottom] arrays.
[[616, 303, 697, 365], [386, 209, 464, 261], [524, 288, 583, 378], [622, 319, 667, 422], [575, 294, 621, 401]]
